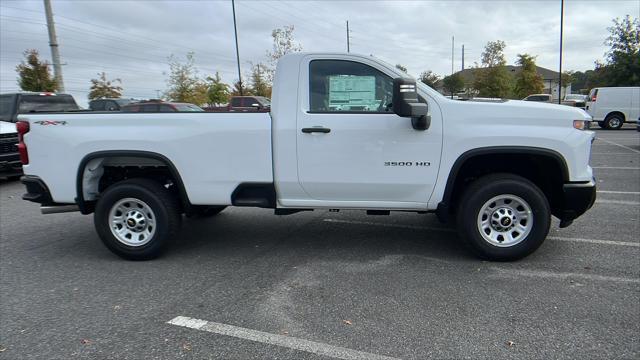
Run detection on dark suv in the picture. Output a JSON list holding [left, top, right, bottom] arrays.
[[89, 98, 136, 111], [0, 92, 80, 178], [0, 92, 80, 122]]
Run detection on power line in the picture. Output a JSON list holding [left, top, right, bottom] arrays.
[[1, 5, 238, 59]]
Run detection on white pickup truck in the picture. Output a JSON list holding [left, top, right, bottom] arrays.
[[17, 53, 596, 261]]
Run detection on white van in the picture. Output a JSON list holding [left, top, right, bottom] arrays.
[[586, 87, 640, 129]]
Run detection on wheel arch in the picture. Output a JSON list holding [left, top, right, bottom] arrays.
[[605, 111, 626, 122], [437, 146, 569, 221], [76, 150, 191, 214]]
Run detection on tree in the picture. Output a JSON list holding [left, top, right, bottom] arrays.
[[230, 80, 251, 96], [204, 72, 230, 106], [164, 52, 207, 105], [442, 73, 464, 97], [513, 54, 544, 98], [395, 64, 408, 72], [265, 25, 302, 82], [603, 15, 639, 86], [418, 70, 440, 88], [473, 40, 513, 98], [88, 72, 123, 100], [248, 63, 271, 97], [15, 49, 57, 92]]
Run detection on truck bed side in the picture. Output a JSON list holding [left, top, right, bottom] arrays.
[[19, 112, 273, 205]]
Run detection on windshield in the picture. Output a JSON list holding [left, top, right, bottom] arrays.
[[18, 95, 79, 113], [115, 99, 136, 105], [255, 96, 271, 106], [565, 95, 584, 100], [174, 104, 204, 112]]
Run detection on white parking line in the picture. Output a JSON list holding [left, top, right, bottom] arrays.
[[489, 267, 640, 284], [597, 190, 640, 195], [167, 316, 401, 360], [323, 219, 639, 247], [548, 236, 639, 247], [595, 138, 640, 141], [592, 166, 640, 170], [596, 199, 640, 206], [595, 138, 640, 154], [591, 152, 639, 155]]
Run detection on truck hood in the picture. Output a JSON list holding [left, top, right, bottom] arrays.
[[0, 120, 17, 135], [444, 98, 592, 127]]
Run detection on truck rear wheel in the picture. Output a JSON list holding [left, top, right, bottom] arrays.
[[94, 178, 181, 260], [456, 173, 550, 261]]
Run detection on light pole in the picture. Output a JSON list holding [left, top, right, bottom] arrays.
[[558, 0, 564, 104], [43, 0, 64, 92], [232, 0, 243, 96]]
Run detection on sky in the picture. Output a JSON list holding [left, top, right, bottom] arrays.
[[0, 0, 638, 106]]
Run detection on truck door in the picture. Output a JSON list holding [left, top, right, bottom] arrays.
[[296, 58, 442, 205]]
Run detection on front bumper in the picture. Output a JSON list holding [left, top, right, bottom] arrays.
[[558, 178, 597, 227], [0, 152, 22, 177]]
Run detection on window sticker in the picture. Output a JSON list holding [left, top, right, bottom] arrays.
[[328, 75, 378, 111]]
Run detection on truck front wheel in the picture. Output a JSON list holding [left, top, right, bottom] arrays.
[[456, 174, 550, 261], [94, 178, 181, 260]]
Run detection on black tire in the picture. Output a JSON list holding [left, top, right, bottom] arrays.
[[188, 205, 227, 218], [94, 178, 181, 260], [604, 113, 624, 130], [456, 173, 550, 261], [597, 121, 605, 129]]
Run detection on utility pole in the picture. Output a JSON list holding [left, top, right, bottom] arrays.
[[231, 0, 243, 96], [451, 36, 454, 75], [346, 21, 350, 53], [43, 0, 64, 92], [558, 0, 564, 104], [461, 44, 465, 70]]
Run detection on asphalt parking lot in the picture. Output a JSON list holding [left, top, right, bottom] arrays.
[[0, 127, 638, 359]]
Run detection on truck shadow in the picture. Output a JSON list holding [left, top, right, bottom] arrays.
[[169, 210, 474, 263]]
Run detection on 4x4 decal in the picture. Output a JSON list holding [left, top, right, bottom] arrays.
[[33, 120, 67, 126]]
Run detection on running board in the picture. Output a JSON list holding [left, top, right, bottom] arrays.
[[41, 205, 80, 214]]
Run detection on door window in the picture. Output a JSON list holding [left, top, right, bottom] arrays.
[[159, 104, 176, 112], [231, 98, 242, 107], [90, 100, 105, 111], [142, 104, 159, 112], [309, 60, 393, 113], [0, 95, 15, 121]]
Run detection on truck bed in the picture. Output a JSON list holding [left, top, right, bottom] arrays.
[[19, 112, 273, 205]]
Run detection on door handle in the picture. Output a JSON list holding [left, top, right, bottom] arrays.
[[301, 127, 331, 134]]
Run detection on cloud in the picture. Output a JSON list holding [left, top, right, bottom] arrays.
[[1, 0, 637, 106]]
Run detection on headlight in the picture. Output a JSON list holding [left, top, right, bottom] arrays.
[[573, 120, 590, 130]]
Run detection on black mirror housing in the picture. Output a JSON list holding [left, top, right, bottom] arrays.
[[392, 78, 431, 131]]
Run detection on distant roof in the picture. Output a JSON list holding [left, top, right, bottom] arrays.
[[455, 65, 561, 84]]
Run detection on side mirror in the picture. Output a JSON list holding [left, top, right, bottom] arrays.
[[392, 78, 431, 131], [251, 103, 261, 109]]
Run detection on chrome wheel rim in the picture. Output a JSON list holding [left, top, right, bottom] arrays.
[[609, 118, 621, 128], [476, 194, 533, 247], [109, 198, 156, 247]]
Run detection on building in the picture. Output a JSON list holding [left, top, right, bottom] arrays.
[[445, 65, 571, 99]]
